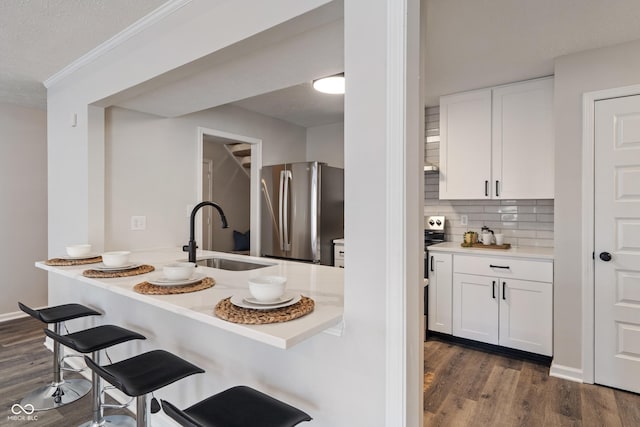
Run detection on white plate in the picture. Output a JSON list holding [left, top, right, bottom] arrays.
[[147, 273, 206, 287], [244, 294, 295, 306], [230, 293, 301, 310], [59, 253, 100, 260], [92, 262, 142, 271]]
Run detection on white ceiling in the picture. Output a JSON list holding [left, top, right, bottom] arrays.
[[0, 0, 167, 109], [4, 0, 640, 123], [423, 0, 640, 106], [231, 82, 344, 128]]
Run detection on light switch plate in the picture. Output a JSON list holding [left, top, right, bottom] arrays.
[[460, 215, 468, 226], [131, 216, 146, 230]]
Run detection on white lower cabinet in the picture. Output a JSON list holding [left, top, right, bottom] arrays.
[[452, 254, 553, 356], [452, 273, 499, 344], [427, 252, 453, 334]]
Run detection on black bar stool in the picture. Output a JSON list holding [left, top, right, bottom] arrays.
[[44, 325, 146, 427], [18, 302, 101, 410], [84, 349, 205, 427], [161, 385, 312, 427]]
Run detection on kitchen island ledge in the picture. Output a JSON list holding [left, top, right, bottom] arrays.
[[36, 248, 344, 349]]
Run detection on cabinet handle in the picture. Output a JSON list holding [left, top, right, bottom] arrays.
[[430, 256, 434, 272], [485, 180, 488, 197], [496, 180, 500, 197], [489, 264, 510, 269], [502, 281, 506, 300], [492, 281, 496, 299], [338, 251, 344, 255]]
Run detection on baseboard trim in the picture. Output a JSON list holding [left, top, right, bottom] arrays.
[[0, 311, 28, 323], [427, 331, 553, 366], [549, 363, 584, 383]]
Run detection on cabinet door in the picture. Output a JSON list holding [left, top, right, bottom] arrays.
[[428, 252, 453, 334], [453, 273, 499, 344], [492, 77, 554, 199], [499, 278, 553, 355], [439, 89, 492, 199]]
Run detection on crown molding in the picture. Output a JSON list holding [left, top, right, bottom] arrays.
[[44, 0, 192, 88]]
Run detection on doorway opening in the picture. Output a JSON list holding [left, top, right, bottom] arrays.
[[196, 127, 262, 256]]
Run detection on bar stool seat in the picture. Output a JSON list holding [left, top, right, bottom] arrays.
[[44, 325, 145, 427], [161, 386, 312, 427], [44, 325, 144, 353], [19, 302, 101, 324], [18, 302, 101, 411], [84, 349, 204, 427]]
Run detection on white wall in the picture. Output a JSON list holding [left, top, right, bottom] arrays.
[[554, 38, 640, 373], [306, 121, 344, 168], [0, 104, 47, 318], [105, 105, 306, 251], [46, 0, 421, 424]]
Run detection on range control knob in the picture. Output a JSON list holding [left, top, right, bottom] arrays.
[[429, 220, 434, 226], [436, 219, 442, 225]]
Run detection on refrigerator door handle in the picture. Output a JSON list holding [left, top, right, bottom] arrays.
[[278, 170, 285, 251], [283, 170, 292, 251]]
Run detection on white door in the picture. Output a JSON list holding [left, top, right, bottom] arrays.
[[452, 273, 498, 344], [594, 95, 640, 393]]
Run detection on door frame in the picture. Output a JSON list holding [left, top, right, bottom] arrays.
[[196, 127, 262, 256], [581, 83, 640, 383], [201, 158, 213, 250]]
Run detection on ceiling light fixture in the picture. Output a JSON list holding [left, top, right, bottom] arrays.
[[312, 73, 345, 94]]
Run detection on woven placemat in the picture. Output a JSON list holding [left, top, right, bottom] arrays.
[[45, 256, 102, 266], [214, 296, 314, 324], [83, 264, 155, 278], [133, 277, 215, 295]]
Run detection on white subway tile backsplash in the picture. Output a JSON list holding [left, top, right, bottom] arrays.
[[536, 214, 554, 222], [424, 106, 554, 248]]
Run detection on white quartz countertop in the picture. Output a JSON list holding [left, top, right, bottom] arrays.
[[36, 249, 344, 349], [427, 241, 554, 260]]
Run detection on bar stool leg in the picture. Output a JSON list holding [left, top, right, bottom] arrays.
[[21, 322, 92, 411], [79, 351, 135, 427], [136, 395, 148, 427]]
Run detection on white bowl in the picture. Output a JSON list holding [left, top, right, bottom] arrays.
[[101, 251, 131, 267], [163, 262, 196, 281], [248, 275, 287, 301], [66, 244, 92, 257]]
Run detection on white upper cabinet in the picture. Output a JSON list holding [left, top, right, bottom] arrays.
[[439, 77, 554, 200], [439, 89, 492, 199]]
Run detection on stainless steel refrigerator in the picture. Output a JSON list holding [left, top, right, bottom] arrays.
[[260, 161, 343, 265]]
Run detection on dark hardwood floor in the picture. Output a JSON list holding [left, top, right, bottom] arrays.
[[0, 316, 132, 427], [424, 336, 640, 426]]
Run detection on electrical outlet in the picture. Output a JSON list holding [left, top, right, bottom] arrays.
[[460, 215, 468, 226], [131, 216, 146, 230]]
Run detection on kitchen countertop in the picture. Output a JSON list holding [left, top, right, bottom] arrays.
[[427, 241, 554, 260], [36, 248, 344, 349]]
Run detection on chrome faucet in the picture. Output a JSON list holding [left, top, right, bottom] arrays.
[[183, 201, 229, 263]]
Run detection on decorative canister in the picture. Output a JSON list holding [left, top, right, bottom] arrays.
[[463, 231, 478, 244]]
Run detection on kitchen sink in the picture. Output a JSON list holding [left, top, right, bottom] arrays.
[[195, 257, 275, 271]]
